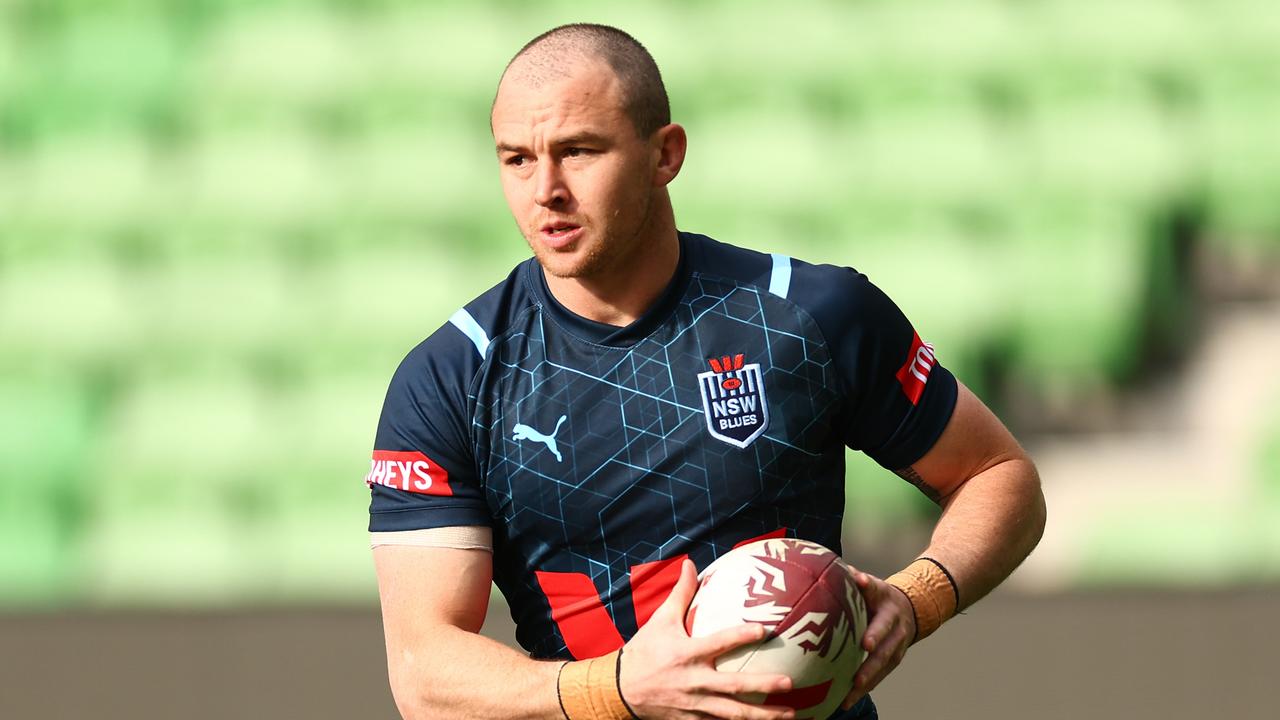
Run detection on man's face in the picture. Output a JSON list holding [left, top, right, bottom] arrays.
[[491, 58, 659, 280]]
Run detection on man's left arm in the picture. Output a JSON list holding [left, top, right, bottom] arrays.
[[842, 380, 1047, 709]]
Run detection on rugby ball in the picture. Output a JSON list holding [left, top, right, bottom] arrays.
[[686, 538, 867, 720]]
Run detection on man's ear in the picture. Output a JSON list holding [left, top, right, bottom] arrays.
[[652, 123, 687, 187]]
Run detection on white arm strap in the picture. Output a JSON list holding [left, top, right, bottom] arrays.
[[369, 526, 493, 552]]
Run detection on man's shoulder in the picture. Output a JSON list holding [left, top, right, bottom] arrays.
[[394, 258, 538, 384], [683, 231, 775, 290], [685, 231, 881, 325]]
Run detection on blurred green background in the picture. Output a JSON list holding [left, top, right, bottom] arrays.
[[2, 0, 1279, 610]]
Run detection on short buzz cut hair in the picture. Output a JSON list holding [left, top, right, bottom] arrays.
[[502, 23, 671, 138]]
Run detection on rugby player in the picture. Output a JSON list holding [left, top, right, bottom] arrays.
[[367, 23, 1046, 720]]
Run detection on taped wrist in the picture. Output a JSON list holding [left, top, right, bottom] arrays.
[[886, 557, 959, 643], [556, 649, 637, 720]]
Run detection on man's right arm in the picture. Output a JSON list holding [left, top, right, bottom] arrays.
[[376, 545, 799, 720], [376, 544, 565, 719]]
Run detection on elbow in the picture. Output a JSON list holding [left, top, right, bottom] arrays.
[[384, 621, 485, 718], [388, 674, 425, 720], [388, 664, 444, 720], [1023, 458, 1047, 551]]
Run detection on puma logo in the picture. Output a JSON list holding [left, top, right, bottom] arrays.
[[511, 415, 568, 462]]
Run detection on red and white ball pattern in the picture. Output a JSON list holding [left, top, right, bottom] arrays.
[[686, 538, 867, 720]]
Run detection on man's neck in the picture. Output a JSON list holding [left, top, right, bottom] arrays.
[[544, 223, 681, 328]]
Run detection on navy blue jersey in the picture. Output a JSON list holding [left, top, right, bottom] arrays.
[[367, 232, 956, 676]]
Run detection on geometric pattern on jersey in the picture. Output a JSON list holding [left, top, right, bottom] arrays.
[[475, 273, 847, 659]]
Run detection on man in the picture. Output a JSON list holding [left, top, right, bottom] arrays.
[[367, 23, 1045, 720]]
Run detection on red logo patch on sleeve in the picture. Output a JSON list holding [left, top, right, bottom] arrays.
[[365, 450, 452, 496], [894, 331, 937, 406]]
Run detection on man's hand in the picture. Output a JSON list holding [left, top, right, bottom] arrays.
[[840, 570, 916, 711], [619, 559, 798, 720]]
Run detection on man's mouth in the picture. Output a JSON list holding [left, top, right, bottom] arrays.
[[541, 222, 581, 236], [539, 222, 583, 248]]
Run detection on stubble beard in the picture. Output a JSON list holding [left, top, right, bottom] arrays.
[[533, 188, 655, 282]]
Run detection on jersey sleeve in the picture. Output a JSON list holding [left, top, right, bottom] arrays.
[[790, 264, 958, 470], [366, 325, 492, 532]]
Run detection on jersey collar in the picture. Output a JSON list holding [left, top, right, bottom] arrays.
[[527, 231, 695, 348]]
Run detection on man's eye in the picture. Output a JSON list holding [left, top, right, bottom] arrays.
[[506, 155, 526, 167], [565, 147, 586, 158]]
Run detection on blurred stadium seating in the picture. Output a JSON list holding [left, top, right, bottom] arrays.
[[1, 0, 1277, 604]]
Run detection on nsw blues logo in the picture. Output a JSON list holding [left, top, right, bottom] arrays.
[[698, 354, 769, 448]]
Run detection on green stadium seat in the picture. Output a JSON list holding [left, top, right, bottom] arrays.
[[1196, 79, 1280, 244], [197, 7, 360, 111], [0, 260, 136, 368], [0, 376, 94, 601], [1023, 100, 1193, 209], [84, 369, 385, 602], [10, 134, 157, 232], [848, 0, 1029, 85], [853, 106, 1017, 210], [1002, 203, 1149, 388], [1, 11, 180, 145]]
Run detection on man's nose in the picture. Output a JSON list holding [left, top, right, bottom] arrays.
[[533, 160, 568, 208]]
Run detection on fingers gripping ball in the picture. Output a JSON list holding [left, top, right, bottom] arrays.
[[686, 538, 867, 719]]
